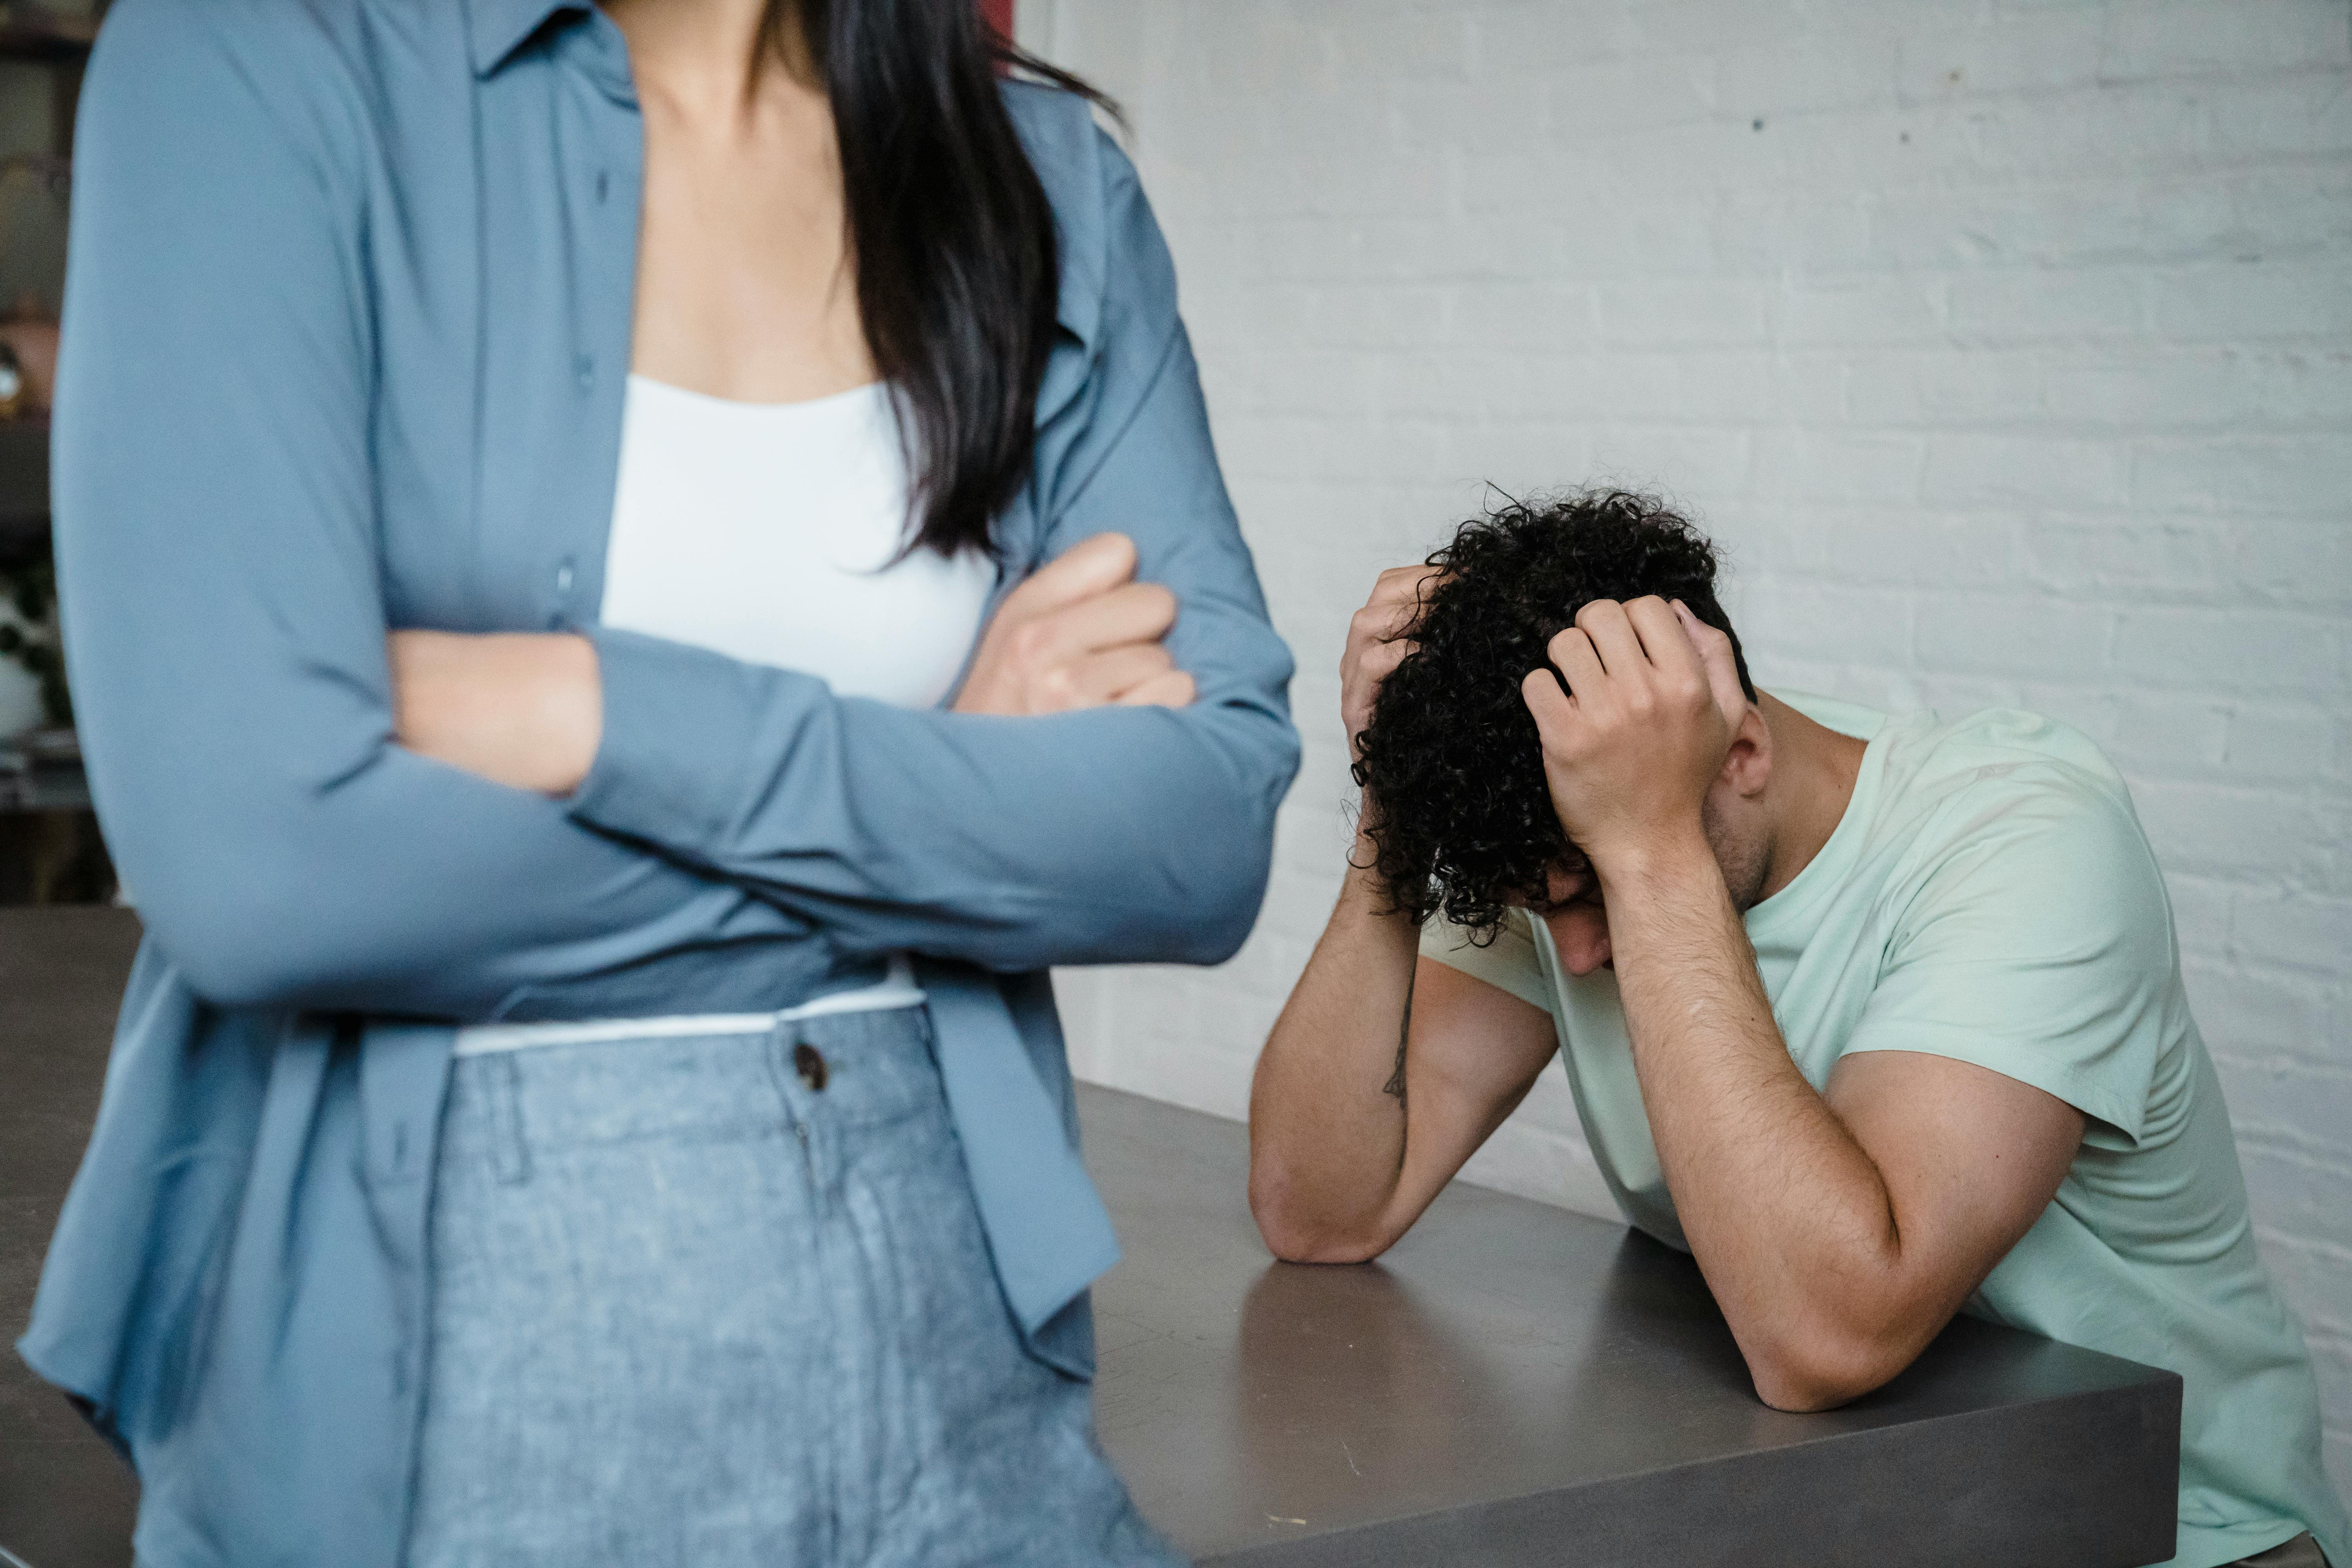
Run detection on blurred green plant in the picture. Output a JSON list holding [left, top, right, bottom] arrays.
[[0, 552, 71, 728]]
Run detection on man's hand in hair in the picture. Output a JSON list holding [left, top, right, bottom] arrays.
[[1342, 565, 1442, 771], [1519, 597, 1748, 873]]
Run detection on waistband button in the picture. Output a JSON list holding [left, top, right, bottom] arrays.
[[793, 1042, 829, 1093]]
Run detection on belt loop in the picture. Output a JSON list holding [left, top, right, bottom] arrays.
[[486, 1054, 532, 1187]]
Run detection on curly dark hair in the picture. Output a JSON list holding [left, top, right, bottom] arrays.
[[1354, 490, 1755, 941]]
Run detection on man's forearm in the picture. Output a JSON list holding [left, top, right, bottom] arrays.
[[1247, 835, 1421, 1260], [1597, 831, 1907, 1410]]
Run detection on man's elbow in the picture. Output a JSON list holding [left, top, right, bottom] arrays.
[[1743, 1327, 1915, 1414], [1245, 1167, 1394, 1266]]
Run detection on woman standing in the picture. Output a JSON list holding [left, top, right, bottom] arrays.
[[22, 0, 1297, 1563]]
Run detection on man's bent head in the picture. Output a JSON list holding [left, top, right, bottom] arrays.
[[1354, 490, 1755, 940]]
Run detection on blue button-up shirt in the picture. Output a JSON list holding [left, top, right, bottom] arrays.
[[20, 2, 1298, 1562]]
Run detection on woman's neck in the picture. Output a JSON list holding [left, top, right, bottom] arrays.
[[603, 0, 812, 124]]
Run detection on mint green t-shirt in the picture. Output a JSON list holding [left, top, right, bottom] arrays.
[[1423, 692, 2348, 1568]]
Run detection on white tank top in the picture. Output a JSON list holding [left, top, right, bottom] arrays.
[[453, 376, 995, 1057]]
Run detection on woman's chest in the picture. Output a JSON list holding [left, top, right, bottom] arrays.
[[362, 37, 1041, 641]]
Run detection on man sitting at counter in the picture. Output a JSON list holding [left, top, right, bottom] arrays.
[[1247, 490, 2347, 1568]]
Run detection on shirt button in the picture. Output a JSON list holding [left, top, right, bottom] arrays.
[[574, 353, 596, 390], [595, 169, 611, 203], [554, 561, 575, 598], [793, 1043, 829, 1093]]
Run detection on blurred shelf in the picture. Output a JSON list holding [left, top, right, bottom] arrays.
[[0, 417, 49, 563], [0, 8, 97, 58], [0, 730, 85, 811]]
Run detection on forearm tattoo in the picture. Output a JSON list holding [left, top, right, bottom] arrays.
[[1383, 967, 1416, 1104]]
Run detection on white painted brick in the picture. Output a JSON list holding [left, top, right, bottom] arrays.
[[2237, 1141, 2352, 1258], [2105, 690, 2235, 779], [2153, 262, 2352, 342], [2021, 519, 2226, 599], [2254, 350, 2352, 432], [2137, 779, 2333, 880], [2112, 605, 2340, 693], [1962, 80, 2217, 180], [2165, 871, 2239, 956], [1914, 592, 2112, 677], [1751, 506, 2022, 590], [1713, 33, 1904, 120], [2101, 0, 2352, 83], [1449, 283, 1602, 351], [1775, 277, 1949, 348], [1739, 579, 1916, 666], [1044, 0, 2352, 1466], [2225, 1061, 2352, 1164], [1548, 59, 1720, 141], [1597, 278, 1773, 347], [1922, 434, 2131, 509], [1751, 429, 1927, 505], [2234, 891, 2352, 975], [2232, 518, 2352, 609], [1587, 424, 1752, 501], [1946, 269, 2149, 345], [2224, 705, 2347, 786], [1842, 349, 2048, 428], [1674, 352, 1849, 426], [1893, 12, 2112, 100], [2189, 962, 2334, 1065], [2209, 69, 2352, 160], [2042, 353, 2262, 430]]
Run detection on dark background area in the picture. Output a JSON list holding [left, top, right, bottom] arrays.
[[0, 3, 112, 909]]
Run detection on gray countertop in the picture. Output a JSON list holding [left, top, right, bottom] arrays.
[[1082, 1084, 2181, 1567], [3, 908, 2183, 1567]]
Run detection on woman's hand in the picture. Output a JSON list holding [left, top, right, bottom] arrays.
[[388, 630, 603, 795], [953, 532, 1196, 716]]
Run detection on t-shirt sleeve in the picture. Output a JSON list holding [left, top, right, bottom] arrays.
[[1419, 907, 1555, 1016], [1841, 776, 2176, 1146]]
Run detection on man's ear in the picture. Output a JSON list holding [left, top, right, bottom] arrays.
[[1720, 703, 1771, 799]]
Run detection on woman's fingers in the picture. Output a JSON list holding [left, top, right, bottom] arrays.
[[950, 534, 1194, 717], [1071, 641, 1176, 706], [996, 531, 1138, 622], [1116, 668, 1197, 709], [1015, 581, 1178, 668]]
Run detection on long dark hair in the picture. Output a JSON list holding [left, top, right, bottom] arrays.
[[773, 0, 1115, 558]]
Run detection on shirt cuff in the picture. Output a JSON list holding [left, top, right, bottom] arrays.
[[566, 625, 793, 855]]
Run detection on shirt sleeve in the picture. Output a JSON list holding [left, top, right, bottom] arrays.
[[53, 2, 802, 1017], [1838, 773, 2175, 1146], [566, 121, 1302, 975], [1419, 907, 1555, 1016]]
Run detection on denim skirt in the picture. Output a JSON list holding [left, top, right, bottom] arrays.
[[405, 1005, 1181, 1568]]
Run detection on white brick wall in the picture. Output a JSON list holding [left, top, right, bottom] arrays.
[[1026, 0, 2352, 1501]]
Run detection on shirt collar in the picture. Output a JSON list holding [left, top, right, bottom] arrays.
[[468, 0, 592, 75]]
